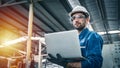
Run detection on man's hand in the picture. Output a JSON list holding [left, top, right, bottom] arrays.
[[67, 62, 81, 68], [47, 53, 68, 67]]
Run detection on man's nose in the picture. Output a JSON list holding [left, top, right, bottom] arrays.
[[74, 18, 79, 22]]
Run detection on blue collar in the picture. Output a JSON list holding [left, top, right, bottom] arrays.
[[79, 28, 90, 40]]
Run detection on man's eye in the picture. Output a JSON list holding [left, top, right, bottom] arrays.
[[71, 15, 85, 20], [78, 16, 85, 18]]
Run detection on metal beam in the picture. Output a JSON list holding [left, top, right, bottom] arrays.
[[78, 0, 93, 22], [34, 3, 63, 31], [0, 0, 2, 5], [0, 0, 42, 7], [39, 1, 70, 30], [96, 0, 113, 44], [118, 0, 120, 29], [0, 1, 27, 7], [61, 0, 72, 12], [3, 0, 15, 4]]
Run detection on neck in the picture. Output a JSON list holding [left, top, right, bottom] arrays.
[[77, 30, 81, 35], [77, 27, 86, 34]]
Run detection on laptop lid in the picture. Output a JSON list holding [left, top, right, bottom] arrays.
[[45, 30, 82, 58]]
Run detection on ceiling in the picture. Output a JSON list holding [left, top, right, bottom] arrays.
[[0, 0, 120, 57]]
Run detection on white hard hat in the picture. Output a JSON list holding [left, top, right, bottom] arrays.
[[69, 5, 90, 18]]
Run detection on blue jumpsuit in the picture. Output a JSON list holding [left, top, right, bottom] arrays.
[[79, 28, 103, 68]]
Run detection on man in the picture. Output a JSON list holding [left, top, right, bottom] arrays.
[[47, 5, 103, 68]]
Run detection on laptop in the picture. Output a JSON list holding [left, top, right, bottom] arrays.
[[45, 30, 83, 59]]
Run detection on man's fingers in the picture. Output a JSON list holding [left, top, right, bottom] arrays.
[[48, 54, 56, 59], [56, 53, 62, 59], [47, 58, 51, 61]]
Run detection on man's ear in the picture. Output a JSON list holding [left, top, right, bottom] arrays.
[[86, 17, 90, 24]]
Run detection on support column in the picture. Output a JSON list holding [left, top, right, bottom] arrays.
[[39, 40, 42, 68], [26, 1, 34, 68]]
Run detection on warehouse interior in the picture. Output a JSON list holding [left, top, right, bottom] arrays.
[[0, 0, 120, 68]]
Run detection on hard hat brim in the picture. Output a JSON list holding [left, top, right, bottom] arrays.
[[69, 11, 89, 17]]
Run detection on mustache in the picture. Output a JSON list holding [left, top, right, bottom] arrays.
[[75, 22, 81, 25]]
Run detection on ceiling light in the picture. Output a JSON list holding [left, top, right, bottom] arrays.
[[0, 36, 45, 48], [108, 30, 120, 34], [97, 30, 120, 35]]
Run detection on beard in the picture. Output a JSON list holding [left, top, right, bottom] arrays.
[[75, 25, 85, 31], [74, 22, 86, 31]]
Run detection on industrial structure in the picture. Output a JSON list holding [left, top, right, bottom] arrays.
[[0, 0, 120, 68]]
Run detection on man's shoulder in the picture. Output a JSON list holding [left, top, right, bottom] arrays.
[[88, 31, 102, 39], [87, 31, 103, 44]]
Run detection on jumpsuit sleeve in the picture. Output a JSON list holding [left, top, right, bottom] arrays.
[[81, 33, 103, 68]]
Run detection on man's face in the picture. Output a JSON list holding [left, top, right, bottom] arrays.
[[71, 13, 89, 31]]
